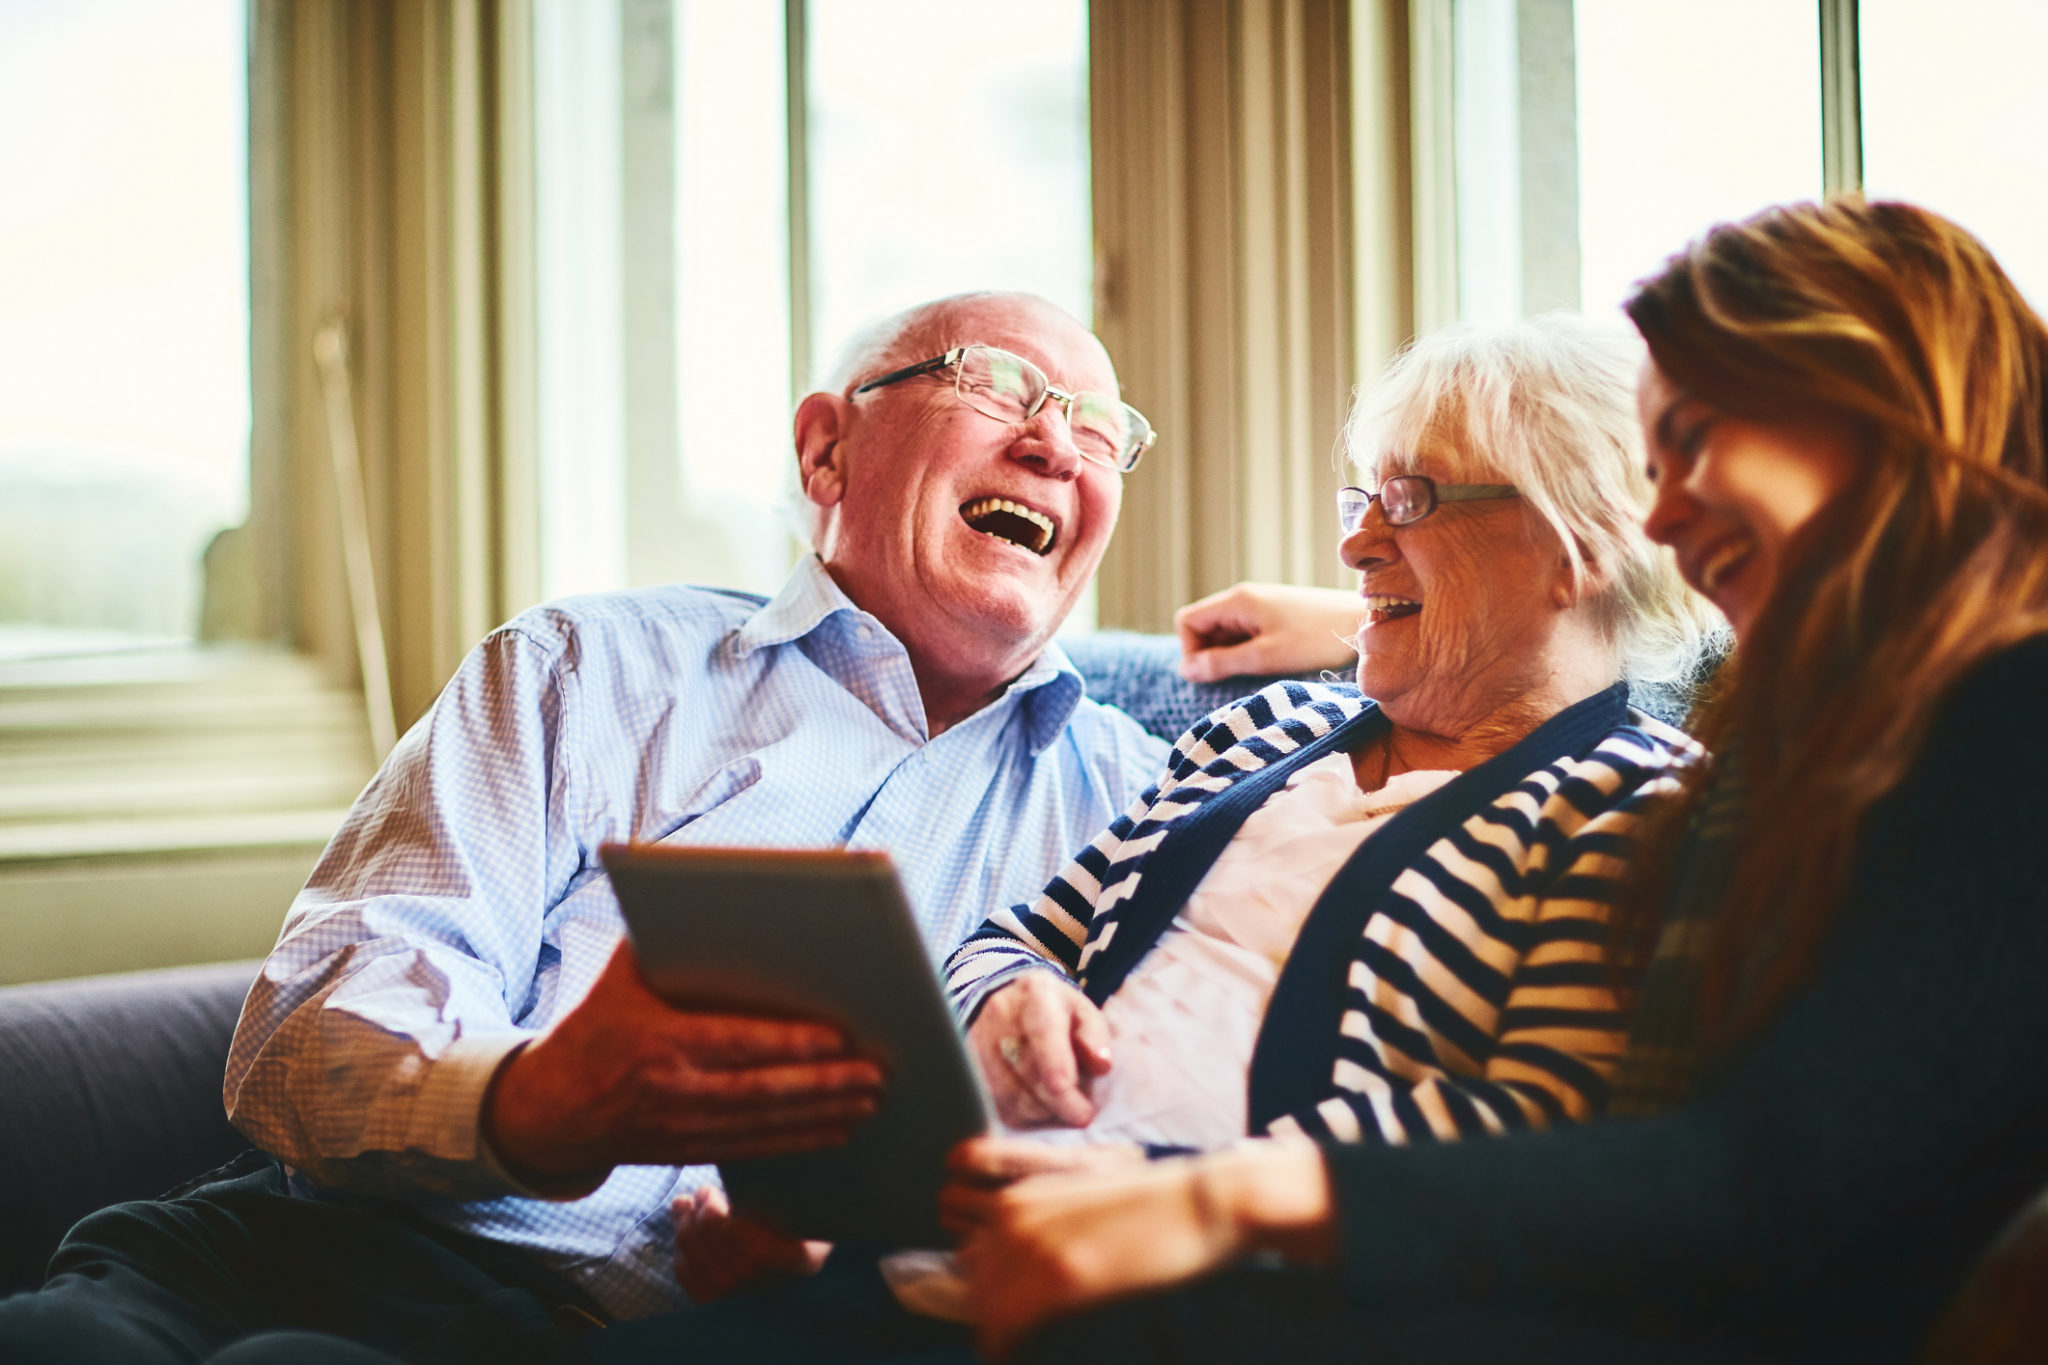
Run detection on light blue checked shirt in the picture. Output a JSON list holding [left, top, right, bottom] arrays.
[[223, 555, 1168, 1319]]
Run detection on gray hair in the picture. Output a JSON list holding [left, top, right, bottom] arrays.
[[1343, 313, 1722, 685], [816, 290, 1058, 395]]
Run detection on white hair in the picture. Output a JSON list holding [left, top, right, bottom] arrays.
[[817, 290, 1062, 395], [1343, 313, 1723, 685]]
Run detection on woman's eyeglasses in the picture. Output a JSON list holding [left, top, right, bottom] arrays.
[[1337, 476, 1520, 531]]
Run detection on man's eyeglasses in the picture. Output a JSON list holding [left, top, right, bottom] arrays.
[[853, 343, 1157, 473], [1337, 476, 1521, 531]]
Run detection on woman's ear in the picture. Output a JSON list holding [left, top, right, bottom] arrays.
[[794, 392, 850, 510], [1553, 538, 1611, 610]]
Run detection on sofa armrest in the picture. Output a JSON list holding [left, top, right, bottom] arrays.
[[0, 959, 261, 1294]]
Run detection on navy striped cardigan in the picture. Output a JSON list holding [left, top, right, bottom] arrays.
[[943, 679, 1697, 1146]]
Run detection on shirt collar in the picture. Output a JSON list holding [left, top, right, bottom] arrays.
[[1006, 638, 1086, 755], [734, 556, 1086, 752], [732, 554, 868, 654]]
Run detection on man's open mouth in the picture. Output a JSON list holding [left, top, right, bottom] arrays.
[[960, 497, 1057, 556], [1363, 593, 1420, 625]]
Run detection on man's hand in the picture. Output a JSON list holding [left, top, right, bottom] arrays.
[[968, 973, 1112, 1129], [939, 1135, 1145, 1236], [1174, 582, 1364, 684], [957, 1139, 1335, 1359], [671, 1185, 831, 1303], [484, 941, 884, 1188]]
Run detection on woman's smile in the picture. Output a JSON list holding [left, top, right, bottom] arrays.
[[1690, 533, 1755, 596], [1361, 592, 1421, 625]]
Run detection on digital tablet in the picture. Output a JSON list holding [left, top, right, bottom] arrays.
[[600, 842, 991, 1247]]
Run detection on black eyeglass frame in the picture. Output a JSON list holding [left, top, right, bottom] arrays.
[[1337, 475, 1521, 531], [853, 343, 1157, 473]]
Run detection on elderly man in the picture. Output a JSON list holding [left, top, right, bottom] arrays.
[[0, 292, 1170, 1364]]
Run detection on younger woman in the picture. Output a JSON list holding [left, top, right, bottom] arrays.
[[957, 197, 2048, 1364]]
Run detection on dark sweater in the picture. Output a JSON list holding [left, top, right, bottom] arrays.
[[1322, 636, 2048, 1361]]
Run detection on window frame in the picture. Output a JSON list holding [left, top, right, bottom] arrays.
[[0, 0, 531, 943]]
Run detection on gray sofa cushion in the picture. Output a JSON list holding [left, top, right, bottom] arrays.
[[1063, 629, 1700, 735], [0, 959, 259, 1293], [1063, 630, 1328, 742]]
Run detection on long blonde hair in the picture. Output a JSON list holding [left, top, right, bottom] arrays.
[[1621, 198, 2048, 1037]]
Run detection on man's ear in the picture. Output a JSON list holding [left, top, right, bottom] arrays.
[[794, 392, 850, 510]]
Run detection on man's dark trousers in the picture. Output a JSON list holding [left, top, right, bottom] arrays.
[[0, 1150, 599, 1364]]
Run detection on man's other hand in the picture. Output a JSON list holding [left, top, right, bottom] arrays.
[[484, 941, 883, 1188], [967, 973, 1111, 1129], [671, 1185, 831, 1303], [1174, 582, 1363, 684]]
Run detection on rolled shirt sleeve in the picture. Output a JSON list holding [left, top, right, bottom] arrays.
[[225, 627, 592, 1200]]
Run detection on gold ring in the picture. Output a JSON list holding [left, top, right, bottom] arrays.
[[997, 1035, 1027, 1071]]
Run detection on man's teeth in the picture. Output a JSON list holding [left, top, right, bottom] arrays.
[[961, 497, 1056, 555], [1697, 538, 1753, 593], [1363, 593, 1421, 623]]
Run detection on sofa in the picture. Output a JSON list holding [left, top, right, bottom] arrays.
[[0, 634, 1729, 1297], [4, 631, 2039, 1356]]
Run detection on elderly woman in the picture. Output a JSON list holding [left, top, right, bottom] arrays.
[[957, 199, 2048, 1365], [945, 313, 1708, 1166]]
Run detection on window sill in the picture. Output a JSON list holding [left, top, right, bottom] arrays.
[[0, 643, 375, 867], [0, 809, 352, 864]]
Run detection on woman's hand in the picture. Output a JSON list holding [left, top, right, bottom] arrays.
[[968, 973, 1113, 1128], [670, 1185, 831, 1303], [939, 1135, 1146, 1235], [1174, 582, 1364, 684], [957, 1138, 1337, 1358]]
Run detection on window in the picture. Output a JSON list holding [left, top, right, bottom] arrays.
[[1572, 0, 1821, 318], [529, 0, 1093, 607], [1859, 0, 2048, 310], [0, 0, 251, 660], [805, 0, 1093, 377], [1435, 0, 2047, 327], [0, 1, 381, 985]]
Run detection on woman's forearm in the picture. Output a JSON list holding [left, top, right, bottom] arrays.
[[1197, 1138, 1340, 1267]]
